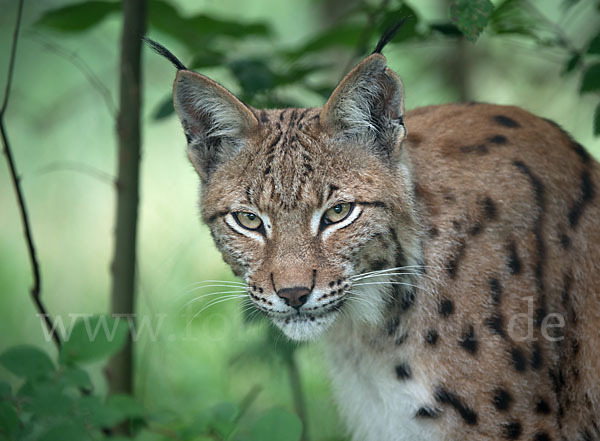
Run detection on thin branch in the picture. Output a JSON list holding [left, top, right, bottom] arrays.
[[0, 0, 61, 348], [26, 30, 117, 116], [0, 2, 23, 114], [36, 160, 114, 185], [235, 384, 263, 423], [285, 352, 310, 441]]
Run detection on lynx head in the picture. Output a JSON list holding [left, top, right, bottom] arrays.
[[150, 37, 421, 340]]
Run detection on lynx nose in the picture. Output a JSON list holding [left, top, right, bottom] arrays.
[[276, 287, 311, 309]]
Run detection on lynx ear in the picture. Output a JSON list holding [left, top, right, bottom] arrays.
[[320, 54, 406, 158], [173, 70, 259, 181]]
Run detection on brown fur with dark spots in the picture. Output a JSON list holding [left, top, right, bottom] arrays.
[[171, 54, 600, 441], [405, 103, 600, 440]]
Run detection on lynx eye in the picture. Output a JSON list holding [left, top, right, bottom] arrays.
[[323, 203, 353, 224], [233, 212, 262, 230]]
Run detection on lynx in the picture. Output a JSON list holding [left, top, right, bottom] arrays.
[[146, 32, 600, 441]]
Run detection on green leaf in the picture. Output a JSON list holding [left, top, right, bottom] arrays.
[[189, 51, 225, 70], [58, 366, 93, 390], [587, 31, 600, 54], [35, 1, 120, 33], [76, 394, 144, 427], [581, 63, 600, 93], [59, 315, 129, 365], [38, 421, 89, 441], [307, 83, 337, 100], [284, 23, 364, 60], [249, 408, 302, 441], [0, 345, 54, 380], [450, 0, 495, 42], [488, 0, 538, 38], [275, 63, 329, 88], [78, 395, 120, 427], [378, 5, 422, 45], [430, 22, 463, 37], [187, 14, 271, 40], [0, 402, 19, 438], [594, 102, 600, 136], [229, 59, 275, 95], [76, 395, 104, 425], [106, 394, 145, 420], [562, 53, 581, 75], [208, 402, 239, 439], [0, 382, 10, 399], [25, 383, 73, 417], [148, 0, 207, 49], [175, 414, 210, 439], [153, 96, 175, 120], [148, 0, 270, 52], [562, 0, 581, 10]]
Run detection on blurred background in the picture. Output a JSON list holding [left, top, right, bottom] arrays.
[[1, 0, 599, 440]]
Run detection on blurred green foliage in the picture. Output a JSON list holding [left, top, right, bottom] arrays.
[[0, 317, 302, 441], [32, 0, 600, 128], [1, 0, 600, 440]]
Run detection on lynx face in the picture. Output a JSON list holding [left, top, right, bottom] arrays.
[[174, 55, 419, 340], [200, 115, 414, 340]]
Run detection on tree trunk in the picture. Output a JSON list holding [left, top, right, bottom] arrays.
[[443, 36, 471, 102], [443, 0, 472, 101], [107, 0, 146, 399]]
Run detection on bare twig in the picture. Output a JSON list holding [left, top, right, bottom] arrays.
[[0, 0, 61, 348], [26, 30, 117, 116], [285, 352, 310, 441], [0, 2, 23, 115], [36, 160, 114, 185], [235, 384, 263, 423]]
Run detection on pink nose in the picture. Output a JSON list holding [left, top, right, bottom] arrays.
[[277, 287, 311, 308]]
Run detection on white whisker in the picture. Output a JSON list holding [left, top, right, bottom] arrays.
[[190, 295, 247, 321], [187, 279, 245, 286], [178, 289, 248, 311], [180, 283, 247, 293], [350, 265, 431, 280], [174, 280, 246, 299], [344, 293, 376, 309], [176, 285, 248, 302], [353, 281, 420, 290], [353, 271, 437, 283], [352, 271, 420, 281]]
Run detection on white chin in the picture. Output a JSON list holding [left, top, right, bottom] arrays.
[[272, 312, 338, 342]]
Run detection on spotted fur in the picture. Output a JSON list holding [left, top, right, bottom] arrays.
[[165, 48, 600, 441]]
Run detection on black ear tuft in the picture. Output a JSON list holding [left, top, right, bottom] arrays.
[[372, 18, 407, 54], [143, 37, 188, 71]]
